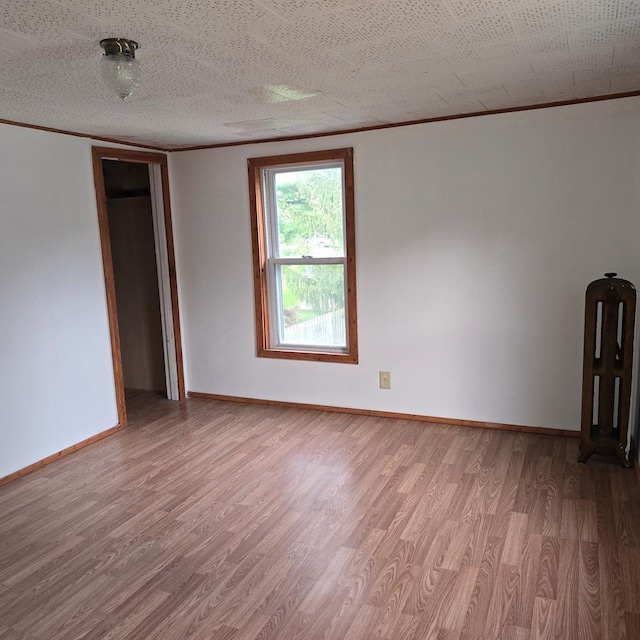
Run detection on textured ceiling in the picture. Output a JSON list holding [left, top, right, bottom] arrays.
[[0, 0, 639, 149]]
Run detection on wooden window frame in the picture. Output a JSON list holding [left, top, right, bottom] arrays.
[[248, 148, 358, 364]]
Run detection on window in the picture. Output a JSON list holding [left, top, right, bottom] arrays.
[[248, 148, 358, 363]]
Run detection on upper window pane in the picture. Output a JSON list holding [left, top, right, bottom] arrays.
[[274, 167, 344, 258]]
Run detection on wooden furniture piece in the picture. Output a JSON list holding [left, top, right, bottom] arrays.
[[579, 273, 635, 467]]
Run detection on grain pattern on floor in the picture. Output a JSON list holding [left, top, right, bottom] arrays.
[[0, 392, 639, 639]]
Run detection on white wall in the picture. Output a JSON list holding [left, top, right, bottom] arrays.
[[171, 97, 640, 433], [0, 124, 118, 478]]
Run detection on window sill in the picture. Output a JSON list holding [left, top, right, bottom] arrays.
[[257, 347, 358, 364]]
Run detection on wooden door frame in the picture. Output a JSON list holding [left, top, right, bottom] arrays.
[[92, 146, 185, 427]]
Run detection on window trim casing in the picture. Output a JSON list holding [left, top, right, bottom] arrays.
[[248, 148, 358, 364]]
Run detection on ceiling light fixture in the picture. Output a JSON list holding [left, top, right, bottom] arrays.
[[99, 38, 141, 101]]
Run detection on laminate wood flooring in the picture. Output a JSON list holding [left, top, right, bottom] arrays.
[[1, 392, 639, 639]]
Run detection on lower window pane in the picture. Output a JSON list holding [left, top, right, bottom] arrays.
[[278, 263, 346, 348]]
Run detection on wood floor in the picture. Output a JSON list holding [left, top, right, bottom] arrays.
[[1, 393, 639, 640]]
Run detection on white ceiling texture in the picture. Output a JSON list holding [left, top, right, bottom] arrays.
[[0, 0, 639, 150]]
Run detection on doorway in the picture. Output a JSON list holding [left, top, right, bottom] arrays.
[[92, 147, 185, 428]]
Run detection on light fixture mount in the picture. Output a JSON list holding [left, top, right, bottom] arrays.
[[99, 37, 142, 101], [100, 37, 139, 58]]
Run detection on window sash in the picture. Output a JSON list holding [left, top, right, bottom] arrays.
[[262, 162, 349, 352], [265, 258, 349, 352], [262, 163, 347, 260]]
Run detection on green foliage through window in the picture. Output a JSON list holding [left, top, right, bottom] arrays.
[[274, 168, 344, 258], [274, 167, 345, 326]]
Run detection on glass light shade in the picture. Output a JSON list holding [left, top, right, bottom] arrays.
[[101, 53, 142, 101]]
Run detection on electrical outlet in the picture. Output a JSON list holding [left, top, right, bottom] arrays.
[[379, 371, 391, 389]]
